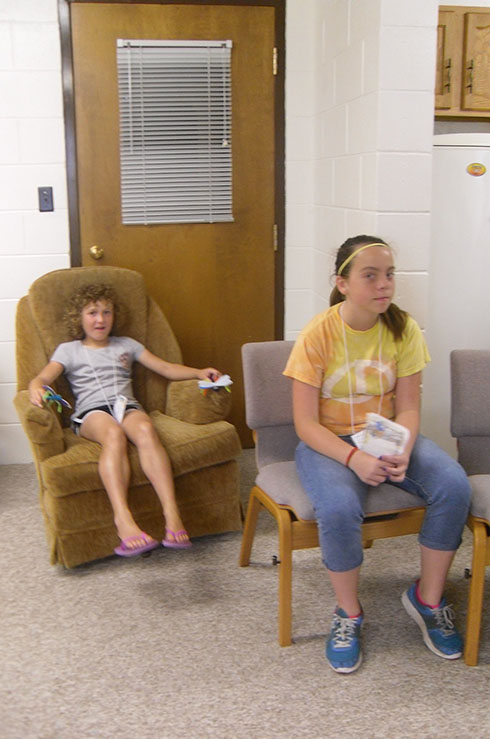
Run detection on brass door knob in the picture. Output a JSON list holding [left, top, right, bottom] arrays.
[[89, 245, 104, 260]]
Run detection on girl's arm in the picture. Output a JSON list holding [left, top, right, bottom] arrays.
[[28, 361, 65, 407], [381, 371, 421, 482], [393, 372, 421, 456], [293, 379, 352, 463], [137, 348, 221, 383], [292, 379, 392, 486]]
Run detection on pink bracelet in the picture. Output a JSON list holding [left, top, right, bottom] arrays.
[[345, 447, 358, 468]]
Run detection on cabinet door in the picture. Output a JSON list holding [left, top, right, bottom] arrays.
[[435, 10, 459, 111], [462, 12, 490, 112]]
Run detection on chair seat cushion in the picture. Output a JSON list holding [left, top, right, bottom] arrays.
[[256, 461, 427, 522], [468, 475, 490, 521], [41, 412, 240, 499]]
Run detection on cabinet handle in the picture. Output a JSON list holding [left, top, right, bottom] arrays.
[[466, 59, 474, 92], [444, 58, 451, 92]]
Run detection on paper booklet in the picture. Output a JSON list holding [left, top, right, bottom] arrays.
[[351, 413, 410, 457]]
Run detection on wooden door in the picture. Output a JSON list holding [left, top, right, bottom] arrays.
[[68, 2, 283, 444]]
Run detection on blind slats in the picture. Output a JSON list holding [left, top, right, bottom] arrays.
[[117, 39, 233, 225]]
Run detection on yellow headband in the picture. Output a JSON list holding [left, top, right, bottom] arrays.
[[337, 242, 390, 275]]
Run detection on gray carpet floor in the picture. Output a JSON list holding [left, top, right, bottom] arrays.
[[1, 452, 489, 739]]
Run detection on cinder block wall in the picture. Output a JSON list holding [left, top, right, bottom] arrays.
[[284, 0, 438, 339], [0, 0, 69, 463]]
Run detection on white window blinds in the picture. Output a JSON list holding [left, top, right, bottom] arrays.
[[117, 39, 233, 225]]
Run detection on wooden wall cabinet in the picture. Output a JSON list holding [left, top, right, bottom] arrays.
[[436, 5, 490, 118]]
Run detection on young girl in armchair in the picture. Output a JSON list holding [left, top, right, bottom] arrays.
[[29, 283, 221, 557]]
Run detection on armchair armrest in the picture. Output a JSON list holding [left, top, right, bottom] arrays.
[[165, 379, 232, 424], [13, 390, 65, 462]]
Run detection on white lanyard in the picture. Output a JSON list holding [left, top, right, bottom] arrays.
[[339, 304, 384, 435], [83, 343, 119, 417]]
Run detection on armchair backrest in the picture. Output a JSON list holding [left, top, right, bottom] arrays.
[[450, 349, 490, 475], [242, 341, 298, 469], [16, 266, 182, 422]]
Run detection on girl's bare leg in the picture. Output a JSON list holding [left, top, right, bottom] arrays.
[[123, 410, 189, 545], [326, 548, 455, 615], [81, 412, 156, 549], [327, 566, 362, 616], [418, 545, 456, 605]]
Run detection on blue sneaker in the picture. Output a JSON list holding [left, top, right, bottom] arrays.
[[401, 583, 462, 659], [326, 607, 363, 673]]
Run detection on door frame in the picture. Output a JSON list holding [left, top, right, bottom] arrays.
[[58, 0, 286, 338]]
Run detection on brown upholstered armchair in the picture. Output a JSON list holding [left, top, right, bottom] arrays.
[[14, 266, 242, 568]]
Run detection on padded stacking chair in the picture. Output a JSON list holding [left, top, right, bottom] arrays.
[[239, 340, 427, 646], [451, 349, 490, 666]]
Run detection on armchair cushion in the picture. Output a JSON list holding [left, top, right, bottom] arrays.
[[41, 413, 240, 502]]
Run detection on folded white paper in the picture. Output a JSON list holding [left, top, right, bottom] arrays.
[[198, 374, 233, 390], [352, 413, 410, 457]]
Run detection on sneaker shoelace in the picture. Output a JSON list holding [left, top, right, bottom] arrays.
[[331, 614, 358, 647], [432, 603, 457, 636]]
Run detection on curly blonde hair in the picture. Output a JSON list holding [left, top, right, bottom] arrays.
[[64, 284, 119, 340]]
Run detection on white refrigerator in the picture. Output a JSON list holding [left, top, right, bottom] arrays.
[[422, 133, 490, 455]]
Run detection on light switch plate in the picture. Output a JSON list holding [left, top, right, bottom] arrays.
[[38, 187, 54, 212]]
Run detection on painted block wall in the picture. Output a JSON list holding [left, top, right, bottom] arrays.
[[0, 0, 70, 463], [285, 0, 439, 340]]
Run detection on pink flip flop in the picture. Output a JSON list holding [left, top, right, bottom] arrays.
[[162, 529, 192, 550], [114, 533, 159, 558]]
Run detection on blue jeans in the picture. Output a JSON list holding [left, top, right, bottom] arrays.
[[295, 435, 471, 572]]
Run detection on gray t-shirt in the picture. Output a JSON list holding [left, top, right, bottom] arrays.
[[51, 336, 145, 420]]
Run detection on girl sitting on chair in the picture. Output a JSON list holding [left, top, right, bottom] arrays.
[[284, 235, 471, 673]]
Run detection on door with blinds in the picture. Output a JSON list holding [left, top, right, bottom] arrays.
[[68, 2, 282, 444]]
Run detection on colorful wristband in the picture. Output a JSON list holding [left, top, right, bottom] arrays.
[[345, 447, 358, 468]]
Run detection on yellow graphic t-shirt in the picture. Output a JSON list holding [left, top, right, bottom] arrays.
[[283, 304, 430, 436]]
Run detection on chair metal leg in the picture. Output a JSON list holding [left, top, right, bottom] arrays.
[[239, 488, 262, 567], [464, 520, 487, 666]]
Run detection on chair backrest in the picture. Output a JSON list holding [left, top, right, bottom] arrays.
[[16, 266, 182, 422], [451, 349, 490, 475], [242, 341, 298, 468]]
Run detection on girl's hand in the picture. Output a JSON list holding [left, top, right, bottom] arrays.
[[28, 383, 45, 408], [197, 367, 222, 383], [349, 450, 396, 486], [379, 452, 409, 483], [27, 362, 64, 408]]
